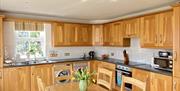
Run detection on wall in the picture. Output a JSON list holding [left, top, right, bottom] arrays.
[[4, 21, 172, 64]]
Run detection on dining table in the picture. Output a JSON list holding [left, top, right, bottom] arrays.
[[47, 82, 109, 91]]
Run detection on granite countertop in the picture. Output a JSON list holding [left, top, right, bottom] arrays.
[[4, 58, 172, 76]]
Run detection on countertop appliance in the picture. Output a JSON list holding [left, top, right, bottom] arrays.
[[116, 65, 132, 90], [153, 57, 172, 72], [89, 51, 95, 59], [158, 51, 171, 58]]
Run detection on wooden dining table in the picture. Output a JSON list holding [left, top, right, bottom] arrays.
[[47, 82, 109, 91]]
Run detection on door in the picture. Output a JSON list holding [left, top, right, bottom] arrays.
[[0, 69, 3, 91], [0, 17, 3, 68], [110, 22, 125, 46], [158, 11, 173, 49], [173, 77, 180, 91], [103, 23, 111, 46], [124, 18, 140, 37], [31, 64, 53, 91], [150, 73, 172, 91], [140, 15, 158, 48], [173, 6, 180, 78], [92, 25, 103, 46], [77, 24, 92, 46], [52, 23, 65, 47], [3, 67, 31, 91], [132, 69, 150, 91]]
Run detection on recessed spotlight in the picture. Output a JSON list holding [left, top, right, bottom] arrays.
[[111, 0, 117, 2], [82, 0, 88, 2]]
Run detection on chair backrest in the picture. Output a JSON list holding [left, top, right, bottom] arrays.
[[37, 76, 47, 91], [121, 75, 147, 91], [97, 67, 113, 90]]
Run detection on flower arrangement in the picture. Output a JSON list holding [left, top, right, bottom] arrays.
[[73, 67, 95, 91]]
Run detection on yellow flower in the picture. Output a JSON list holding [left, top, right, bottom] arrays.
[[71, 77, 75, 80]]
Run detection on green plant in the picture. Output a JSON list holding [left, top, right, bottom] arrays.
[[74, 67, 95, 81]]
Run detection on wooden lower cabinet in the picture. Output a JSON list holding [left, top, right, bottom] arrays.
[[3, 67, 31, 91], [0, 69, 3, 91], [132, 68, 151, 91], [31, 64, 53, 91], [173, 77, 180, 91], [150, 73, 172, 91]]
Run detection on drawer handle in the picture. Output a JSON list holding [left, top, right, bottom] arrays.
[[173, 51, 177, 61]]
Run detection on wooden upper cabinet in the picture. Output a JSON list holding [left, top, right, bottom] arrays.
[[140, 14, 157, 48], [3, 67, 31, 91], [132, 68, 150, 91], [173, 77, 180, 91], [76, 24, 92, 46], [124, 18, 140, 37], [52, 22, 65, 47], [92, 25, 103, 46], [0, 17, 3, 68], [31, 64, 53, 91], [150, 73, 172, 91], [110, 22, 130, 46], [157, 11, 173, 49], [173, 6, 180, 78], [103, 23, 112, 46]]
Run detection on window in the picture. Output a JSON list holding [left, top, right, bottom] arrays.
[[15, 31, 46, 59]]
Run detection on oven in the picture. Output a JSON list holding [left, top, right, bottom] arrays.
[[116, 65, 132, 90]]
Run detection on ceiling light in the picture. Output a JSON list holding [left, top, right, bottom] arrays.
[[82, 0, 88, 2]]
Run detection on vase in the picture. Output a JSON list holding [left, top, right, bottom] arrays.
[[79, 80, 88, 91]]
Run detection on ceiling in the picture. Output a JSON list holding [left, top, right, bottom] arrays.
[[0, 0, 179, 23]]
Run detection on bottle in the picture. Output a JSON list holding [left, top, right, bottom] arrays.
[[123, 50, 129, 65]]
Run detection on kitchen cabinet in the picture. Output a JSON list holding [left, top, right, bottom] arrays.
[[52, 22, 66, 47], [76, 24, 92, 46], [150, 73, 172, 91], [110, 21, 130, 46], [173, 77, 180, 91], [0, 16, 3, 68], [140, 14, 158, 48], [3, 67, 31, 91], [157, 11, 173, 48], [103, 23, 112, 46], [92, 25, 104, 46], [124, 18, 140, 37], [0, 69, 3, 91], [52, 22, 92, 46], [173, 5, 180, 78], [90, 61, 100, 80], [132, 68, 151, 91], [31, 64, 53, 91], [140, 11, 173, 49]]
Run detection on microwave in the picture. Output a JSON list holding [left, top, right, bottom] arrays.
[[153, 57, 172, 72]]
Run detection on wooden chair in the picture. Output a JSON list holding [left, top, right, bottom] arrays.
[[97, 67, 113, 90], [121, 75, 147, 91], [37, 76, 50, 91]]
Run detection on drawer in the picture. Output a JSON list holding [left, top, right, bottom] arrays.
[[98, 62, 115, 70]]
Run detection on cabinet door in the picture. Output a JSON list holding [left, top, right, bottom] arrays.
[[90, 61, 100, 80], [92, 25, 103, 46], [132, 69, 150, 91], [151, 73, 172, 91], [103, 23, 111, 46], [52, 23, 65, 47], [31, 64, 53, 91], [64, 23, 77, 46], [158, 11, 173, 49], [173, 6, 180, 78], [0, 17, 3, 68], [140, 15, 158, 48], [77, 24, 92, 46], [124, 18, 140, 37], [173, 77, 180, 91], [3, 67, 31, 91], [0, 69, 3, 91], [111, 22, 125, 46]]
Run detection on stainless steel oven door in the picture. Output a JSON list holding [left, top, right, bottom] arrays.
[[116, 69, 132, 89]]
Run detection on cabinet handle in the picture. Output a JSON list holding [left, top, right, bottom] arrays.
[[173, 51, 177, 61], [155, 34, 157, 43], [0, 71, 2, 79], [160, 34, 163, 43], [174, 81, 177, 91]]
